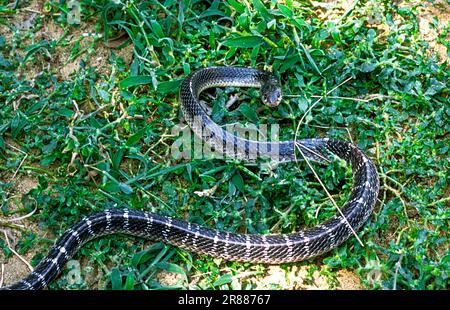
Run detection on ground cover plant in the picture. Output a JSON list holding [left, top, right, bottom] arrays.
[[0, 0, 448, 290]]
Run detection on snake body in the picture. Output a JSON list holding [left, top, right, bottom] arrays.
[[2, 67, 379, 290]]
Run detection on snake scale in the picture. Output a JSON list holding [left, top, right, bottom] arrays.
[[2, 67, 379, 290]]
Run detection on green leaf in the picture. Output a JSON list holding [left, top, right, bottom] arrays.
[[39, 155, 56, 167], [103, 181, 120, 193], [299, 43, 322, 76], [42, 140, 57, 155], [231, 172, 245, 193], [157, 262, 186, 275], [10, 112, 28, 138], [119, 76, 153, 89], [322, 255, 341, 268], [361, 61, 378, 73], [253, 0, 271, 21], [200, 8, 227, 18], [124, 273, 135, 290], [178, 0, 185, 25], [157, 79, 183, 94], [149, 20, 165, 38], [97, 88, 111, 102], [279, 54, 301, 73], [297, 97, 309, 112], [119, 182, 133, 195], [111, 148, 125, 170], [223, 36, 263, 48], [126, 126, 148, 146], [23, 40, 50, 63], [227, 0, 245, 13], [132, 243, 166, 266], [425, 78, 445, 96], [57, 107, 74, 118], [278, 4, 293, 18], [25, 100, 46, 115], [110, 268, 122, 290], [239, 103, 260, 123], [213, 274, 233, 287], [250, 44, 260, 67]]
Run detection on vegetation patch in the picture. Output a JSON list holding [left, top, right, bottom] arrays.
[[0, 0, 448, 290]]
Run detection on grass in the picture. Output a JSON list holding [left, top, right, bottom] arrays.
[[0, 0, 449, 290]]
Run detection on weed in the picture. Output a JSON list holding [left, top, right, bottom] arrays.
[[0, 0, 448, 290]]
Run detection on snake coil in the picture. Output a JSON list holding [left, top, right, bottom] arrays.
[[2, 67, 379, 290]]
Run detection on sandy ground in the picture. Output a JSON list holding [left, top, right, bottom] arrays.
[[0, 173, 40, 288], [415, 0, 449, 62], [1, 0, 447, 290]]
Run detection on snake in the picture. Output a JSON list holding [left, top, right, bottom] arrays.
[[2, 67, 379, 290]]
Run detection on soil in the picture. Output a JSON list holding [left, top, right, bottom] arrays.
[[1, 0, 446, 290]]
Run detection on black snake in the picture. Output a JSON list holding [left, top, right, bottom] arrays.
[[2, 67, 379, 290]]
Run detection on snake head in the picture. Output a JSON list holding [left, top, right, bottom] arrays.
[[260, 75, 282, 107]]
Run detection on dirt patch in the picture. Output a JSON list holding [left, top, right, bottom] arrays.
[[0, 0, 134, 287], [2, 0, 134, 82], [416, 0, 449, 62], [243, 265, 363, 290], [0, 175, 41, 288], [187, 264, 362, 290], [336, 269, 364, 289], [267, 266, 330, 290], [47, 20, 134, 80], [0, 138, 44, 287], [15, 177, 39, 196], [157, 270, 185, 287], [393, 0, 449, 62], [311, 0, 357, 22], [312, 0, 449, 62], [2, 0, 445, 291], [0, 248, 37, 288], [0, 172, 39, 212]]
